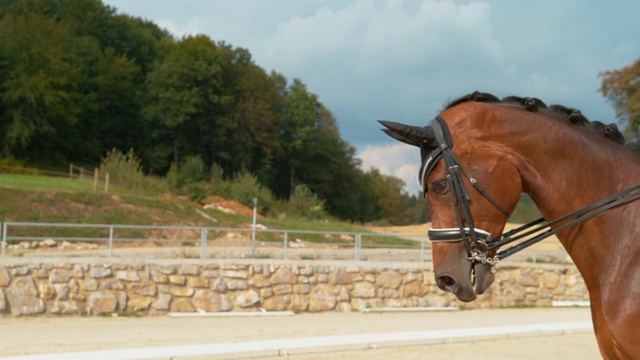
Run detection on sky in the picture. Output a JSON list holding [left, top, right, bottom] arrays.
[[103, 0, 639, 193]]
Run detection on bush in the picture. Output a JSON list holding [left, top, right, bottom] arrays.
[[0, 157, 34, 175], [228, 170, 274, 215], [165, 163, 180, 189], [141, 175, 171, 195], [100, 148, 167, 194], [210, 163, 224, 183], [287, 184, 327, 219], [208, 163, 230, 196], [180, 155, 207, 184], [185, 181, 211, 202]]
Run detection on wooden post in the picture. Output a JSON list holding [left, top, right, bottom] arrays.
[[105, 172, 110, 193], [93, 168, 99, 191], [80, 167, 84, 179], [69, 163, 73, 179]]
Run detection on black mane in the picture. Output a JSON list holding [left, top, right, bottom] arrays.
[[445, 91, 501, 109], [444, 91, 635, 152], [502, 96, 547, 112]]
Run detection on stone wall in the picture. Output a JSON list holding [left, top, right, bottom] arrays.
[[0, 258, 589, 316]]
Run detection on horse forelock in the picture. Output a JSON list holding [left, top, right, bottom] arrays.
[[442, 91, 638, 156]]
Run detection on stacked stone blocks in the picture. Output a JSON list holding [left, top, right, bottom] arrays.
[[0, 261, 589, 316]]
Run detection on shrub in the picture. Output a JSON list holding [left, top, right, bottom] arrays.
[[141, 174, 171, 195], [287, 184, 327, 219], [165, 163, 180, 189], [185, 181, 211, 202], [0, 157, 34, 174], [180, 155, 207, 184], [210, 163, 224, 183], [100, 148, 167, 194], [228, 170, 274, 214]]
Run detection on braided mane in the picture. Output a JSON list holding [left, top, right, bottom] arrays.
[[444, 91, 632, 151]]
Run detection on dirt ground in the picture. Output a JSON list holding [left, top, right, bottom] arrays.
[[0, 307, 600, 359]]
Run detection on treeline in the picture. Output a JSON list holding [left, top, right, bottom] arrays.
[[0, 0, 429, 224]]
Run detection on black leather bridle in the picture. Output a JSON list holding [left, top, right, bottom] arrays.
[[424, 116, 640, 267]]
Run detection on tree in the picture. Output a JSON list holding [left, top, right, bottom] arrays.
[[82, 49, 142, 159], [278, 79, 324, 197], [600, 58, 640, 137], [142, 35, 227, 173], [0, 0, 80, 160], [211, 43, 284, 184], [277, 81, 366, 220], [0, 0, 169, 165], [367, 169, 407, 220]]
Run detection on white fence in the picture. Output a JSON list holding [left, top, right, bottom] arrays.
[[1, 222, 430, 262]]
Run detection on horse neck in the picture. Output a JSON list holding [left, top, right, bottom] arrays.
[[507, 120, 637, 216], [496, 111, 640, 273]]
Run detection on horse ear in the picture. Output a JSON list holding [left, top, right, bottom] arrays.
[[379, 120, 434, 147]]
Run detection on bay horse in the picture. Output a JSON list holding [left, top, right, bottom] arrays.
[[380, 91, 640, 359]]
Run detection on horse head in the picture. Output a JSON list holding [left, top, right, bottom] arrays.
[[379, 108, 522, 301]]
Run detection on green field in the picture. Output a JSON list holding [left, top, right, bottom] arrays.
[[0, 173, 97, 191]]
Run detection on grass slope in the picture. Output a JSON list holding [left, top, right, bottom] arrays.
[[0, 174, 415, 246], [0, 174, 539, 246]]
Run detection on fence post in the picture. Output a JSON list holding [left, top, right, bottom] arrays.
[[1, 222, 6, 258], [69, 163, 73, 179], [108, 226, 114, 258], [251, 198, 257, 258], [283, 231, 288, 260], [354, 233, 360, 261], [105, 173, 110, 193], [80, 167, 84, 179], [201, 228, 207, 259], [358, 233, 362, 261], [93, 168, 99, 191]]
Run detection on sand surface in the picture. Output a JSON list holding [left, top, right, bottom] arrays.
[[0, 307, 600, 359]]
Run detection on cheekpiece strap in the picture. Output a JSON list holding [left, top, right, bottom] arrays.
[[419, 116, 453, 189]]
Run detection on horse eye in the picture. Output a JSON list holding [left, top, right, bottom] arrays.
[[431, 179, 449, 195]]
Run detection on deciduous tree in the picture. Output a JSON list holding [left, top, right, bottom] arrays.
[[0, 0, 79, 158], [600, 58, 640, 137], [142, 35, 227, 173]]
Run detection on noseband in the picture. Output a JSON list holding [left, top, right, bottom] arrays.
[[424, 116, 640, 267]]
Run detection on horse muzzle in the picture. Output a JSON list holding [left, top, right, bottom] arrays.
[[435, 261, 495, 302], [430, 227, 497, 301]]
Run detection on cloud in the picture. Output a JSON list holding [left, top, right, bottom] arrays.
[[242, 0, 510, 151], [357, 143, 422, 193], [612, 44, 636, 65], [155, 18, 204, 38]]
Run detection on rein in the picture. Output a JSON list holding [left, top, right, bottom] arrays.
[[424, 116, 640, 267]]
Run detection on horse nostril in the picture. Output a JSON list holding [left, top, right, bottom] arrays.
[[436, 275, 457, 292], [440, 275, 454, 286]]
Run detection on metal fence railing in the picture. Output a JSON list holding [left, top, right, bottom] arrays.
[[1, 221, 431, 263]]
